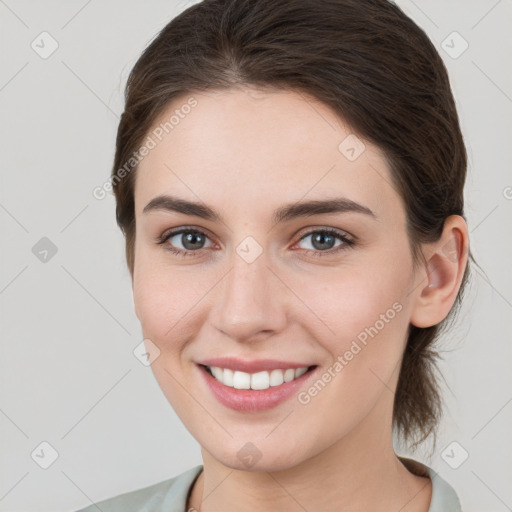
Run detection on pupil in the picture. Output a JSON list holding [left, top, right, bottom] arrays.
[[312, 233, 334, 250], [183, 232, 204, 250]]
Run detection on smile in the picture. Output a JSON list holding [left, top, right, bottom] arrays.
[[197, 362, 319, 412], [204, 365, 311, 390]]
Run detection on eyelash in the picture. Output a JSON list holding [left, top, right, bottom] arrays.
[[156, 226, 355, 258]]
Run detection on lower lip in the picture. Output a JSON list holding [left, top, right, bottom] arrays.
[[197, 364, 318, 412]]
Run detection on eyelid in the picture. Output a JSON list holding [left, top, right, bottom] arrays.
[[158, 225, 213, 241], [295, 225, 355, 243]]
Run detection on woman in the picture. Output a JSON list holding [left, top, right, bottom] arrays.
[[76, 0, 472, 510]]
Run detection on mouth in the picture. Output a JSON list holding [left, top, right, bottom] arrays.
[[197, 363, 319, 412], [200, 364, 317, 390]]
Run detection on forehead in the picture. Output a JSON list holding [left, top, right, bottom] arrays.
[[134, 87, 404, 225]]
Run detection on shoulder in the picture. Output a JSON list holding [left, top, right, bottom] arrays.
[[398, 456, 463, 512], [425, 465, 463, 512], [72, 465, 203, 512]]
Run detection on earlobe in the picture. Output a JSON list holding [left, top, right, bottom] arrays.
[[411, 216, 469, 328]]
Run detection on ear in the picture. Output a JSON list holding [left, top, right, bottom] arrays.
[[410, 215, 469, 328]]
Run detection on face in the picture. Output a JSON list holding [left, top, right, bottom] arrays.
[[132, 87, 422, 471]]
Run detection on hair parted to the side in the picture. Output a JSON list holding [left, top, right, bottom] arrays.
[[111, 0, 474, 452]]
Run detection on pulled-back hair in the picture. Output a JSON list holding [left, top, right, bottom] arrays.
[[112, 0, 473, 451]]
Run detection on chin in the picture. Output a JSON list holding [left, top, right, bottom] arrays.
[[204, 440, 311, 473]]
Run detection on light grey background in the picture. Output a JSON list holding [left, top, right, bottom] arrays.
[[0, 1, 511, 511]]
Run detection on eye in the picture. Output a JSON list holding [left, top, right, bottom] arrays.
[[293, 228, 355, 257], [157, 228, 214, 257], [157, 226, 355, 258]]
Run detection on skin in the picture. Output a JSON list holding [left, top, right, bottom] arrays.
[[131, 86, 469, 512]]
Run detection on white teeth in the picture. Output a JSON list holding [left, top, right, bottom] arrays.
[[283, 369, 295, 382], [269, 369, 284, 387], [251, 371, 270, 390], [233, 370, 251, 389], [223, 368, 234, 387], [207, 366, 311, 390], [211, 366, 223, 381], [295, 367, 308, 378]]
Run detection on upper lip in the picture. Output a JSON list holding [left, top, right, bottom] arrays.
[[197, 357, 315, 373]]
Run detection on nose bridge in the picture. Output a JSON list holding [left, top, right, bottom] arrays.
[[212, 245, 287, 341]]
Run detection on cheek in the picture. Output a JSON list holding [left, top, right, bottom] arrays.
[[132, 264, 203, 412], [132, 262, 199, 352], [298, 263, 411, 396], [288, 271, 410, 441], [305, 264, 409, 341]]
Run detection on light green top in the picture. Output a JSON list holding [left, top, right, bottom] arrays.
[[73, 457, 462, 512]]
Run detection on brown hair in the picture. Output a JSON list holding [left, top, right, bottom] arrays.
[[112, 0, 473, 451]]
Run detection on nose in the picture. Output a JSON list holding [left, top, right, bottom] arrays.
[[210, 250, 288, 343]]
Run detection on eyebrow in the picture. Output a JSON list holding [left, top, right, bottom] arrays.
[[142, 194, 377, 224]]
